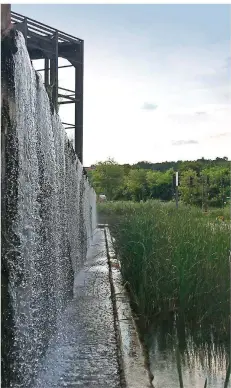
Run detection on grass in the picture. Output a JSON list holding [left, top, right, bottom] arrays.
[[200, 205, 230, 222], [98, 200, 230, 340]]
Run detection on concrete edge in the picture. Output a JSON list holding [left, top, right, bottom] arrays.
[[98, 223, 108, 229], [104, 226, 154, 388]]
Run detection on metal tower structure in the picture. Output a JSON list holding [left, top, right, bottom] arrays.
[[11, 11, 84, 163]]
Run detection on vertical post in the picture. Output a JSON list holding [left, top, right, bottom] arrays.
[[1, 4, 11, 36], [44, 58, 49, 90], [75, 40, 84, 163], [175, 171, 179, 209], [23, 17, 28, 46], [50, 30, 58, 111]]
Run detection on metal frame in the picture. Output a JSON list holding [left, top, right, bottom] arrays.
[[11, 11, 84, 163]]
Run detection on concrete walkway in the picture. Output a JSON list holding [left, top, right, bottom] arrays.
[[34, 228, 121, 388]]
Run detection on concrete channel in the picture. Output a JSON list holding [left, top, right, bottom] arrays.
[[30, 226, 153, 388], [102, 225, 154, 388], [30, 226, 153, 387]]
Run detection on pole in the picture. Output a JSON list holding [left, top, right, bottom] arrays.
[[175, 171, 179, 209], [50, 30, 58, 112], [1, 4, 11, 37], [75, 40, 84, 163], [44, 58, 49, 90]]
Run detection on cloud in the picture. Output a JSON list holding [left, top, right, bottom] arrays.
[[167, 111, 208, 125], [142, 102, 158, 111], [210, 132, 231, 139], [195, 111, 207, 115], [172, 140, 199, 146], [224, 56, 231, 69], [47, 32, 229, 165]]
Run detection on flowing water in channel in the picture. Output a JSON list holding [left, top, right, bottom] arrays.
[[3, 32, 97, 387]]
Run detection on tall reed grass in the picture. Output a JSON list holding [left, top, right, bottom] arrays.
[[99, 201, 230, 339]]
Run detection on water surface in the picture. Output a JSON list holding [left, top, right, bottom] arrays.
[[146, 322, 230, 388]]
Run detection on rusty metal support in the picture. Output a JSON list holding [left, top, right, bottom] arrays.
[[59, 100, 75, 105], [22, 17, 28, 45], [75, 40, 84, 163], [58, 93, 77, 101], [59, 86, 75, 94], [1, 4, 11, 36], [37, 64, 73, 72], [50, 30, 58, 111], [10, 10, 84, 161], [62, 122, 75, 127], [44, 58, 49, 89]]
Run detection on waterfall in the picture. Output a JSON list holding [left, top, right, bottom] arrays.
[[2, 31, 97, 388]]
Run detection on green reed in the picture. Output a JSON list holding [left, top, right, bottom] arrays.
[[98, 200, 230, 339]]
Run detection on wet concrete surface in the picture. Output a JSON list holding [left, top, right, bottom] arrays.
[[33, 229, 121, 388], [105, 228, 153, 388]]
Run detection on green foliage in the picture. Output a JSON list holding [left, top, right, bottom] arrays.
[[179, 169, 201, 206], [146, 168, 173, 201], [125, 169, 148, 201], [202, 167, 230, 207], [132, 157, 229, 173], [179, 166, 230, 208], [89, 157, 230, 209], [99, 201, 230, 340], [90, 158, 125, 200]]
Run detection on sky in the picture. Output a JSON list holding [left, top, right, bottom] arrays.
[[13, 4, 231, 166]]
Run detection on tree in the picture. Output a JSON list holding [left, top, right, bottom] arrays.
[[202, 166, 230, 207], [89, 157, 230, 208], [179, 169, 201, 206], [90, 158, 125, 200], [146, 168, 173, 201], [125, 169, 148, 201]]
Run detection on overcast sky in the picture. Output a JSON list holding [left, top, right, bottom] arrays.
[[13, 4, 231, 166]]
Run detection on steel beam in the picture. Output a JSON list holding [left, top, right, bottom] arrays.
[[44, 58, 49, 89], [11, 10, 84, 162], [50, 30, 58, 111]]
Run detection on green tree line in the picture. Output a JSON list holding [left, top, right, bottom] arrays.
[[87, 157, 230, 208]]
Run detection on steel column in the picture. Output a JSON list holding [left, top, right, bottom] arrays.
[[22, 17, 28, 46], [44, 58, 49, 90], [50, 30, 58, 111], [11, 11, 84, 162], [75, 40, 83, 163]]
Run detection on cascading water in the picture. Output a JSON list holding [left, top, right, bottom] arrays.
[[2, 31, 97, 388]]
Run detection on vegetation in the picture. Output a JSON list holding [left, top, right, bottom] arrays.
[[98, 200, 230, 340], [132, 157, 229, 173], [88, 159, 125, 201], [93, 158, 230, 386], [88, 157, 230, 209]]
